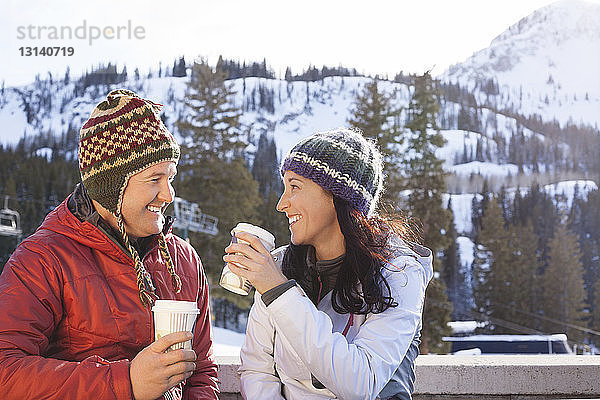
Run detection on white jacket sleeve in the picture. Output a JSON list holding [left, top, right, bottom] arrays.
[[265, 256, 430, 400], [238, 290, 285, 400]]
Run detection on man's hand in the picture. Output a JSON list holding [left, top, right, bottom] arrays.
[[130, 331, 197, 400]]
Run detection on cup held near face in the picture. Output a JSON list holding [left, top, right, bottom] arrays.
[[220, 223, 275, 295]]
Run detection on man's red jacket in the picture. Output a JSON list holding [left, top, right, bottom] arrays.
[[0, 196, 219, 399]]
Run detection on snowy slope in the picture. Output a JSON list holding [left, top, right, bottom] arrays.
[[442, 0, 600, 128], [1, 0, 598, 261], [0, 75, 570, 176], [213, 326, 245, 356]]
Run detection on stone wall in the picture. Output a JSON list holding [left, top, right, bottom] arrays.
[[215, 354, 600, 399]]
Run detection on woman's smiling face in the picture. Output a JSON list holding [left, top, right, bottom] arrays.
[[276, 170, 342, 252]]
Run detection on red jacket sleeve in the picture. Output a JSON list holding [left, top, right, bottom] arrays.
[[182, 250, 219, 400], [0, 243, 133, 400]]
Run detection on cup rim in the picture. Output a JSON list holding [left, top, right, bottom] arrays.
[[152, 300, 200, 313], [231, 223, 275, 247]]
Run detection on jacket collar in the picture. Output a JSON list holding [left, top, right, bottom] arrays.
[[306, 246, 345, 303]]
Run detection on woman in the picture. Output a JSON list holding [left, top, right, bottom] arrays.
[[224, 128, 433, 400]]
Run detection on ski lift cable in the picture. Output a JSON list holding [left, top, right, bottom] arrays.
[[429, 299, 592, 350], [492, 301, 600, 337], [470, 310, 546, 335], [427, 298, 544, 335], [470, 310, 591, 351]]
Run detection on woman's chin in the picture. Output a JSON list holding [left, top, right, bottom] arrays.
[[290, 234, 303, 246]]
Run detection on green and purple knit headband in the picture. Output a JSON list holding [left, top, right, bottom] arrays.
[[280, 128, 384, 217]]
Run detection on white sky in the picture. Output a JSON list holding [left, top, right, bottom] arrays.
[[2, 0, 599, 86]]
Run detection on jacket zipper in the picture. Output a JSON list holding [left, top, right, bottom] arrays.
[[317, 274, 323, 304]]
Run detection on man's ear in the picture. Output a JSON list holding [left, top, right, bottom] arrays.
[[92, 199, 119, 231]]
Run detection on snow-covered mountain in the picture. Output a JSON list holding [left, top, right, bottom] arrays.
[[1, 74, 576, 187], [1, 0, 599, 326], [1, 2, 595, 171], [441, 0, 600, 128], [5, 72, 597, 272], [0, 1, 597, 279]]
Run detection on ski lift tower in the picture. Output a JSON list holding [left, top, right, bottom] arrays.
[[0, 196, 22, 240], [171, 197, 218, 238]]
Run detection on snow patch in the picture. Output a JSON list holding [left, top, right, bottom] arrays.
[[213, 326, 245, 356]]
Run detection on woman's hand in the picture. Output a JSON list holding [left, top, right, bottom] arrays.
[[223, 231, 288, 294]]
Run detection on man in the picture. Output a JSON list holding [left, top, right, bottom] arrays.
[[0, 89, 219, 399]]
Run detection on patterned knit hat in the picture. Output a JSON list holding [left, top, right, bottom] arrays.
[[79, 89, 182, 306], [280, 128, 384, 217], [79, 89, 180, 213]]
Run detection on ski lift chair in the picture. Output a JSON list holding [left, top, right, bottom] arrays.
[[0, 200, 22, 237]]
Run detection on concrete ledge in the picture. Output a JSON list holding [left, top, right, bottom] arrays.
[[215, 354, 600, 398], [414, 355, 600, 395]]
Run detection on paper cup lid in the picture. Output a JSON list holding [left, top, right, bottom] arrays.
[[231, 223, 275, 248], [152, 300, 200, 313]]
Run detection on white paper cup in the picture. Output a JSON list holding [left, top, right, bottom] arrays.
[[220, 223, 275, 295], [152, 300, 200, 350]]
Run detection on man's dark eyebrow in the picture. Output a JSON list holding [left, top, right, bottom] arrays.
[[287, 177, 303, 184]]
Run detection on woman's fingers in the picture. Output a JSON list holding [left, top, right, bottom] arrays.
[[234, 232, 269, 254], [226, 260, 253, 280], [223, 254, 250, 269], [224, 251, 274, 271], [224, 254, 264, 272], [224, 242, 259, 257]]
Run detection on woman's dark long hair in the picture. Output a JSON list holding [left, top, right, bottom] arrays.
[[281, 196, 422, 315]]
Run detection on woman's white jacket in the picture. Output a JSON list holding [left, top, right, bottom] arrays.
[[238, 243, 434, 400]]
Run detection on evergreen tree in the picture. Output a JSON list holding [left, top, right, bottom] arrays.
[[473, 197, 508, 331], [442, 202, 466, 320], [474, 198, 540, 334], [251, 132, 288, 246], [514, 221, 542, 329], [471, 179, 490, 240], [403, 73, 450, 248], [172, 57, 187, 77], [63, 67, 70, 85], [402, 73, 453, 353], [178, 60, 246, 160], [348, 79, 403, 206], [572, 189, 600, 345], [0, 137, 79, 269], [176, 60, 262, 309], [525, 184, 560, 266], [541, 223, 587, 342], [422, 277, 453, 353]]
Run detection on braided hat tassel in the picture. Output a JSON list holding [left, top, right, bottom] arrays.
[[116, 215, 157, 307], [159, 233, 182, 293]]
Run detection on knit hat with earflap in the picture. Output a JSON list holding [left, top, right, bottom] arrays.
[[78, 89, 181, 307], [280, 128, 384, 217]]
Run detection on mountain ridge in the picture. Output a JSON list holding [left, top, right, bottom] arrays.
[[442, 0, 600, 128]]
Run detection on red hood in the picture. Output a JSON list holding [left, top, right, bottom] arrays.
[[34, 197, 132, 264]]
